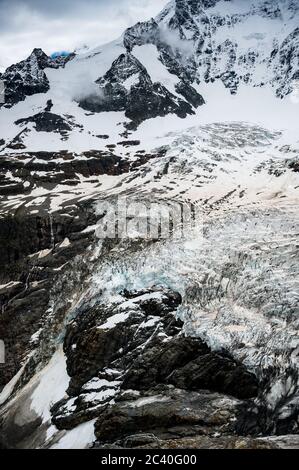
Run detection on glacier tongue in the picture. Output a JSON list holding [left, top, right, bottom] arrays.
[[0, 0, 298, 451]]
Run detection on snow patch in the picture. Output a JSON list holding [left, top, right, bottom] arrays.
[[51, 419, 96, 449], [30, 346, 69, 423]]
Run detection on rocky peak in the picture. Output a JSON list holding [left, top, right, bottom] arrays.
[[124, 19, 160, 52], [29, 47, 51, 65], [4, 48, 52, 78], [0, 48, 74, 107], [174, 0, 215, 17], [121, 0, 299, 97], [98, 52, 148, 85], [79, 50, 203, 129]]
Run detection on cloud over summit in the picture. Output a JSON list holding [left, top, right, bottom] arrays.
[[0, 0, 167, 70]]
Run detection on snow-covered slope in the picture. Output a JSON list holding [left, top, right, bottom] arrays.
[[0, 0, 298, 154], [0, 0, 298, 450], [125, 0, 299, 96]]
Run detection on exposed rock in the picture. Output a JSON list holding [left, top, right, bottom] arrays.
[[167, 351, 258, 399], [95, 134, 109, 139], [46, 284, 260, 445], [175, 80, 205, 107], [15, 112, 72, 134], [0, 148, 161, 198], [122, 0, 299, 97], [63, 286, 183, 394], [0, 203, 97, 389], [0, 48, 74, 107], [117, 140, 141, 147], [94, 388, 241, 443], [122, 337, 258, 399], [0, 0, 298, 452], [100, 435, 285, 449], [79, 52, 199, 129]]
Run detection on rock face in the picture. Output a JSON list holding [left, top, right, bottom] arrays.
[[47, 285, 258, 446], [79, 52, 203, 129], [0, 49, 74, 107], [0, 203, 97, 389], [123, 0, 299, 97], [94, 389, 241, 444], [0, 0, 298, 143], [0, 117, 298, 449], [15, 112, 72, 134], [0, 147, 162, 199], [0, 0, 298, 452]]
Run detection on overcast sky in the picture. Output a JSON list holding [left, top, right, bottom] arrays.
[[0, 0, 168, 71]]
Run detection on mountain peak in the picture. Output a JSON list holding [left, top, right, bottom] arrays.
[[175, 0, 221, 9], [0, 0, 299, 451], [159, 0, 224, 17], [124, 19, 159, 52], [123, 0, 299, 98], [28, 48, 53, 69], [0, 47, 74, 107], [31, 47, 48, 57]]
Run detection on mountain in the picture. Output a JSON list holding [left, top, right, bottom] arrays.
[[0, 48, 74, 107], [125, 0, 299, 97], [0, 0, 298, 450]]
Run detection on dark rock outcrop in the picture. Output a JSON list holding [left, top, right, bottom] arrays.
[[0, 203, 97, 389], [0, 49, 74, 107], [15, 112, 72, 134], [63, 286, 183, 394], [122, 336, 258, 399], [94, 388, 241, 443], [49, 284, 258, 445], [79, 52, 203, 129], [0, 148, 160, 198], [122, 0, 299, 98]]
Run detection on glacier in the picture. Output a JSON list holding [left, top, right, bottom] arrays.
[[0, 0, 298, 450]]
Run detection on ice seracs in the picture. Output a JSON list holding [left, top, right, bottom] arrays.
[[0, 0, 298, 451]]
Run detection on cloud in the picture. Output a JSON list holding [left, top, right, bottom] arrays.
[[0, 0, 168, 70], [159, 25, 195, 56]]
